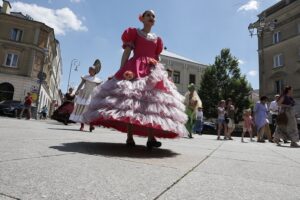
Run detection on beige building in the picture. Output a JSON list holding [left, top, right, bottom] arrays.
[[249, 0, 300, 113], [160, 50, 207, 94], [0, 0, 63, 117]]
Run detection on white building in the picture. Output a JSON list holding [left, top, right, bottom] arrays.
[[160, 50, 208, 94]]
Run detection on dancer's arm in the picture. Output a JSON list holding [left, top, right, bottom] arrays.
[[120, 47, 132, 69], [75, 79, 85, 95]]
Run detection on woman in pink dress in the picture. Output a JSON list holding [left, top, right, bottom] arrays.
[[83, 10, 188, 149]]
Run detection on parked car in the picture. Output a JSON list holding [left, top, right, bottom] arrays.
[[201, 121, 217, 135], [0, 100, 23, 117]]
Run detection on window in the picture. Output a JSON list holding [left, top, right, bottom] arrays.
[[273, 32, 281, 44], [4, 53, 19, 67], [273, 54, 284, 68], [10, 28, 23, 42], [173, 71, 180, 84], [189, 74, 196, 84], [274, 80, 284, 94]]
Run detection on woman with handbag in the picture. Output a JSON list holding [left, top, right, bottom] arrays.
[[253, 96, 273, 143], [273, 86, 300, 147]]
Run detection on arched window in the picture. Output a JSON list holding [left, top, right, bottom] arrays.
[[0, 82, 14, 101]]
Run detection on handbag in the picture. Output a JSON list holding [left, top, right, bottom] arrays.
[[224, 113, 229, 124], [276, 112, 288, 125]]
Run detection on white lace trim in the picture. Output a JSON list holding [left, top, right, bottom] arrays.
[[137, 28, 158, 41]]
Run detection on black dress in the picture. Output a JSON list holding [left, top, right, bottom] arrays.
[[51, 93, 75, 125]]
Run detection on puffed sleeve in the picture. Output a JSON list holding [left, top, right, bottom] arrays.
[[121, 27, 137, 49], [155, 37, 163, 59]]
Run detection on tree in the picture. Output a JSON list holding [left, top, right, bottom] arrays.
[[199, 48, 252, 122]]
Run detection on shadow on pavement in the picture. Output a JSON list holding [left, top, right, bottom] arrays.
[[48, 128, 82, 132], [49, 142, 180, 158]]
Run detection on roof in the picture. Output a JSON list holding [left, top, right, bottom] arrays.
[[258, 0, 297, 18], [161, 50, 204, 65]]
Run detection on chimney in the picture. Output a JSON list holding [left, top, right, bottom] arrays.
[[2, 0, 12, 14]]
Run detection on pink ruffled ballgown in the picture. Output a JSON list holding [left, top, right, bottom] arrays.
[[83, 27, 188, 138]]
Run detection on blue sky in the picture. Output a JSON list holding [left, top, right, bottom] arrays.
[[4, 0, 280, 92]]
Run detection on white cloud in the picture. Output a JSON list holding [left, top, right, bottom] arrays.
[[238, 0, 259, 12], [238, 59, 245, 65], [247, 70, 258, 76], [11, 2, 87, 35]]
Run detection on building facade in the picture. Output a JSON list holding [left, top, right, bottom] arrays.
[[250, 0, 300, 113], [0, 0, 63, 117], [160, 50, 207, 94]]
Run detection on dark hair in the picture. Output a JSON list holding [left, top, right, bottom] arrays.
[[282, 86, 292, 95], [260, 96, 268, 101], [226, 98, 232, 104]]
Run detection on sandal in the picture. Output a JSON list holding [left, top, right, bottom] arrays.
[[89, 125, 95, 132], [146, 140, 161, 150]]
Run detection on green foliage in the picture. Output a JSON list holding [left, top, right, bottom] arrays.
[[199, 48, 252, 122]]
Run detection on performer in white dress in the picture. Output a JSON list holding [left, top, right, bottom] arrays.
[[70, 59, 102, 132]]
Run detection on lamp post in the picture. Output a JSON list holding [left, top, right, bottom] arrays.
[[35, 48, 49, 119], [67, 59, 80, 91]]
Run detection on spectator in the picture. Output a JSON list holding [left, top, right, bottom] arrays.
[[273, 86, 300, 147], [217, 100, 227, 140], [19, 92, 32, 119], [41, 105, 48, 119], [193, 107, 204, 134], [253, 96, 273, 143]]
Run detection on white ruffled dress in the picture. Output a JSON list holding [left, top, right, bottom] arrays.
[[70, 75, 101, 123]]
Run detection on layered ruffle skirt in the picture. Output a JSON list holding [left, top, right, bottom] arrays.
[[83, 63, 188, 138], [51, 101, 75, 124]]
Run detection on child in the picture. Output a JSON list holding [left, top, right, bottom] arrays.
[[41, 105, 48, 119], [83, 10, 188, 149], [193, 107, 203, 134], [70, 59, 102, 132], [241, 109, 254, 142]]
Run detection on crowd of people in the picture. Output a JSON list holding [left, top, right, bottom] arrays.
[[214, 86, 299, 148]]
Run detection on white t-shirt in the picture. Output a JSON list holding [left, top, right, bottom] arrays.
[[269, 100, 279, 115], [196, 110, 203, 121]]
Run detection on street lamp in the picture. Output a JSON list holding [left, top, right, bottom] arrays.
[[35, 48, 49, 119], [67, 59, 80, 91], [248, 17, 277, 37]]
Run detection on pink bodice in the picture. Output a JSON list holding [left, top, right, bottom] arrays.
[[114, 27, 163, 80]]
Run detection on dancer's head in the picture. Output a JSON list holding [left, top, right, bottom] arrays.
[[89, 59, 101, 76], [283, 86, 293, 96], [139, 10, 156, 27]]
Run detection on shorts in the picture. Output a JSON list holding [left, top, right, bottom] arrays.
[[243, 127, 252, 132], [218, 118, 226, 124]]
